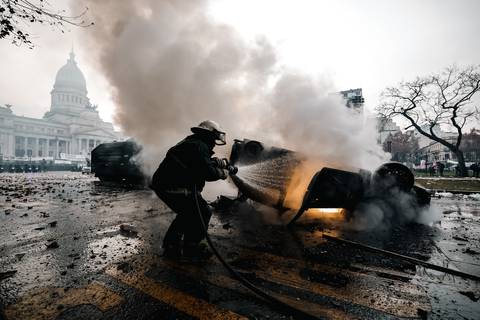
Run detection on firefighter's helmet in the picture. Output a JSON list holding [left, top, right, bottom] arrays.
[[191, 120, 226, 145]]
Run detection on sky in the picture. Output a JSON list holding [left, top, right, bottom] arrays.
[[1, 0, 479, 128]]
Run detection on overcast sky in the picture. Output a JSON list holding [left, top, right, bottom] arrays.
[[1, 0, 479, 126]]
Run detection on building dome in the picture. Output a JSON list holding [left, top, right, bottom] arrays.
[[49, 50, 90, 115], [53, 51, 87, 94]]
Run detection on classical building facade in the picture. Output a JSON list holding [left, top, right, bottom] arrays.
[[0, 51, 120, 163]]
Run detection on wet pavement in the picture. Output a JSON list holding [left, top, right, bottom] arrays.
[[1, 172, 479, 319]]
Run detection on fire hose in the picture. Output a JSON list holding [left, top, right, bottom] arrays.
[[192, 183, 320, 320], [322, 234, 480, 282]]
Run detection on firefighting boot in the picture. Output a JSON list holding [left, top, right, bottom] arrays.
[[183, 242, 212, 261], [162, 244, 182, 260]]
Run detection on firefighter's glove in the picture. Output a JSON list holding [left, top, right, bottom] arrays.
[[217, 168, 228, 180], [227, 165, 238, 175], [211, 157, 229, 169]]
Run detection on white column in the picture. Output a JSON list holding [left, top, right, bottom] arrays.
[[8, 133, 14, 157], [56, 139, 59, 159], [23, 137, 27, 157], [35, 138, 39, 157]]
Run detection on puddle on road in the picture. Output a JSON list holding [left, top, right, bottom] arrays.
[[83, 232, 143, 272], [412, 198, 480, 320]]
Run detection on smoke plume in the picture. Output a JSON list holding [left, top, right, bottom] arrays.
[[78, 0, 388, 178]]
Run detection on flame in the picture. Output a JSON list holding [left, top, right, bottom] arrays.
[[283, 159, 346, 223], [305, 208, 346, 221], [283, 159, 325, 210]]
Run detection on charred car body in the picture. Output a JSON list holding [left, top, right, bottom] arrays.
[[91, 140, 144, 184], [230, 139, 430, 224]]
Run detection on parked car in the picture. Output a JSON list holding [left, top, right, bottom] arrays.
[[81, 166, 92, 174]]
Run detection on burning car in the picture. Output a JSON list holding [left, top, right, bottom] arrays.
[[229, 139, 431, 225]]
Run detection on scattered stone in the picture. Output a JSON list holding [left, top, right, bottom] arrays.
[[120, 224, 138, 237], [67, 199, 73, 203], [67, 263, 75, 269], [60, 271, 67, 276], [452, 235, 468, 242], [5, 198, 11, 202], [417, 308, 428, 320], [15, 253, 25, 261], [46, 241, 59, 249], [49, 221, 57, 227], [20, 213, 28, 217], [27, 206, 33, 210], [117, 262, 132, 273], [222, 222, 233, 230], [4, 209, 11, 215], [34, 226, 46, 231], [0, 270, 17, 281], [145, 207, 156, 212], [40, 212, 49, 218], [458, 291, 479, 302], [464, 248, 479, 255]]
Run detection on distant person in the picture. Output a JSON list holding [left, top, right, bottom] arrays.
[[428, 165, 435, 177], [436, 161, 445, 177], [471, 162, 480, 178], [454, 165, 460, 177]]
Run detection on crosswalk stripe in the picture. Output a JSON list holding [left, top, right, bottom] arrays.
[[234, 248, 431, 317], [105, 265, 247, 320], [4, 282, 123, 320], [159, 261, 355, 320], [154, 247, 429, 318]]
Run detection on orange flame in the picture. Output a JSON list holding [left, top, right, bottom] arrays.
[[283, 159, 325, 210], [283, 159, 345, 222]]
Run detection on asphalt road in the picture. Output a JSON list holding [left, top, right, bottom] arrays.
[[0, 172, 479, 320]]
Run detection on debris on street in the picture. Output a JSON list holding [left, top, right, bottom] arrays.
[[0, 172, 479, 320]]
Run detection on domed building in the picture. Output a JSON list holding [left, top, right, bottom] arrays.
[[0, 50, 120, 162]]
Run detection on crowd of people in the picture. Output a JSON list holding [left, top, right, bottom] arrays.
[[425, 161, 480, 177]]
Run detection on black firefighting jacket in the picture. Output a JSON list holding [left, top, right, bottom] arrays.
[[151, 134, 226, 192]]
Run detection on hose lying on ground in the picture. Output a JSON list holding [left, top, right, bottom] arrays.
[[323, 234, 480, 282], [192, 185, 320, 320]]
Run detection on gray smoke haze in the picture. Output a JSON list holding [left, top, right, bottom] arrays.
[[77, 0, 388, 178], [349, 188, 441, 231]]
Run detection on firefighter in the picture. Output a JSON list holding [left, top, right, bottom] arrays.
[[151, 120, 237, 260]]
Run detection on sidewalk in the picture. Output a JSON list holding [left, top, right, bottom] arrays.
[[415, 176, 480, 194]]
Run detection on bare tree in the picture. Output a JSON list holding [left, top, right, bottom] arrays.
[[378, 65, 480, 177], [1, 0, 92, 48]]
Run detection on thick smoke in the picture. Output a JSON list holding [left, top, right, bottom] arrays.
[[78, 0, 388, 178], [75, 0, 440, 230], [349, 189, 441, 231]]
